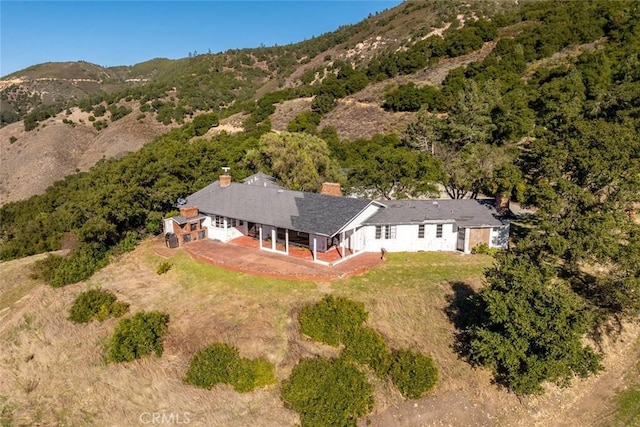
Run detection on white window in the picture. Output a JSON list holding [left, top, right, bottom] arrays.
[[215, 215, 224, 228], [386, 225, 396, 239], [418, 224, 425, 239], [436, 224, 443, 238], [375, 225, 396, 240], [229, 218, 237, 228]]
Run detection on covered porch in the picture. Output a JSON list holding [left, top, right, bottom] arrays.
[[234, 225, 359, 265]]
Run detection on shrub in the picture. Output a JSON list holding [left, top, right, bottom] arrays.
[[299, 294, 367, 346], [106, 311, 169, 363], [88, 115, 96, 122], [184, 343, 238, 388], [343, 326, 391, 377], [30, 254, 64, 283], [184, 343, 276, 393], [9, 136, 17, 144], [471, 243, 499, 256], [281, 357, 374, 427], [68, 288, 129, 323], [136, 113, 146, 121], [111, 231, 139, 256], [389, 349, 438, 399], [48, 245, 109, 287], [156, 262, 172, 275], [228, 357, 277, 392]]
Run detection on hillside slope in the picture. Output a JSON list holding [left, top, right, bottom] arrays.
[[0, 103, 173, 204]]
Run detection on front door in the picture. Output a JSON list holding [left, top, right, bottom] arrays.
[[457, 227, 466, 251]]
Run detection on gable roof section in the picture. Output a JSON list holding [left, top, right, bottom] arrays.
[[363, 199, 504, 228], [186, 181, 372, 237]]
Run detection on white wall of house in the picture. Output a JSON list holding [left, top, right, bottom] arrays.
[[362, 222, 458, 253], [163, 219, 174, 234], [203, 216, 247, 242], [490, 225, 510, 249]]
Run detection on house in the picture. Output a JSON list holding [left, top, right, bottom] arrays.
[[163, 173, 509, 265]]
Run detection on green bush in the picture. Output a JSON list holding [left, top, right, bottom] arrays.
[[184, 343, 276, 393], [30, 254, 64, 283], [184, 343, 238, 388], [30, 245, 110, 288], [106, 311, 169, 363], [228, 357, 277, 393], [389, 349, 438, 399], [68, 288, 129, 323], [9, 136, 17, 144], [471, 243, 500, 256], [48, 245, 109, 287], [299, 294, 367, 346], [342, 326, 391, 377], [156, 261, 172, 275], [281, 357, 374, 427]]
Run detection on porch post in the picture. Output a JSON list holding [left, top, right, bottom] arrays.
[[340, 231, 345, 258], [272, 228, 276, 251], [285, 229, 289, 255], [313, 236, 317, 261], [259, 224, 263, 249], [464, 227, 471, 253]]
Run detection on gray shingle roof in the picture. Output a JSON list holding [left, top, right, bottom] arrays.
[[186, 181, 372, 237], [363, 199, 504, 228], [241, 172, 283, 189]]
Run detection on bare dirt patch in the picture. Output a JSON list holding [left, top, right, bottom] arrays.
[[270, 97, 314, 132]]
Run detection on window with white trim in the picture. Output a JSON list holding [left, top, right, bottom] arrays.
[[214, 215, 224, 228], [385, 225, 396, 239], [436, 224, 443, 238], [418, 224, 425, 239], [229, 218, 237, 228], [375, 225, 396, 240]]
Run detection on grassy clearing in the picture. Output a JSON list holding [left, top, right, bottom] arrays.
[[609, 344, 640, 427], [0, 253, 52, 312], [0, 240, 494, 426]]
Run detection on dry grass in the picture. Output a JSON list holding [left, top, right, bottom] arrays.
[[0, 241, 638, 426]]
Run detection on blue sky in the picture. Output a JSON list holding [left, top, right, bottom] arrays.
[[0, 1, 402, 77]]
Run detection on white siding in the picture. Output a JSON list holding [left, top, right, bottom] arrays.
[[204, 216, 246, 242], [362, 223, 458, 253], [163, 218, 174, 234], [490, 225, 510, 249]]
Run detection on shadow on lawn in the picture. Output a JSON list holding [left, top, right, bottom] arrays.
[[444, 281, 483, 361]]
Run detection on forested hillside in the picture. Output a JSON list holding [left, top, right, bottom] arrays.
[[1, 0, 639, 398]]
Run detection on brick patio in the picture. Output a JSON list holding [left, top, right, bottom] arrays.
[[171, 239, 383, 281]]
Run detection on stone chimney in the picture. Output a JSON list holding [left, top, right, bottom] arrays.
[[321, 182, 342, 197], [219, 174, 231, 188], [180, 206, 199, 218]]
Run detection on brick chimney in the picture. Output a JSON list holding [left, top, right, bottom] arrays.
[[321, 182, 342, 197], [219, 174, 231, 188], [495, 193, 510, 215], [180, 206, 199, 218]]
